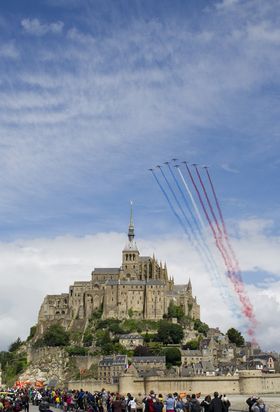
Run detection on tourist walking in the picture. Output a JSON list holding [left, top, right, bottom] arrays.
[[209, 392, 225, 412]]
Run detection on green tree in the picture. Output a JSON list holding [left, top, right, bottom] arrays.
[[0, 350, 27, 386], [163, 347, 182, 367], [167, 302, 184, 320], [183, 339, 200, 350], [9, 338, 22, 352], [83, 330, 94, 347], [193, 319, 209, 336], [227, 328, 245, 347], [43, 324, 70, 347], [157, 320, 184, 344], [67, 346, 88, 356], [133, 345, 152, 357], [96, 330, 111, 347]]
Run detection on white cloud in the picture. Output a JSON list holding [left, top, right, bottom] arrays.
[[220, 164, 239, 174], [0, 222, 279, 351], [0, 42, 19, 59], [216, 0, 240, 10], [21, 18, 64, 36]]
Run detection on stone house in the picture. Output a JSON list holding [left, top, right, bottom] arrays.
[[98, 355, 128, 383], [181, 349, 213, 366], [248, 354, 276, 372], [132, 356, 166, 375], [118, 334, 144, 349]]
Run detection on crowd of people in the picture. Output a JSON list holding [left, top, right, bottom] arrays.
[[0, 388, 269, 412]]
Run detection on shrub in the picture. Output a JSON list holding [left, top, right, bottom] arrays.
[[157, 320, 184, 344], [163, 347, 181, 367], [43, 324, 70, 347]]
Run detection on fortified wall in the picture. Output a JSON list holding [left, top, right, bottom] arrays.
[[119, 371, 280, 395], [68, 371, 280, 395]]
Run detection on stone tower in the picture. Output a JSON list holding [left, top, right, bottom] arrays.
[[122, 202, 140, 280]]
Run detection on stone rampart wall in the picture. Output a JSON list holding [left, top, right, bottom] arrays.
[[27, 346, 65, 363], [68, 379, 118, 393], [72, 355, 100, 370], [116, 372, 280, 396]]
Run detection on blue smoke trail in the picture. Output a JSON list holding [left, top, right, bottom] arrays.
[[152, 166, 241, 320], [156, 167, 223, 283], [163, 163, 230, 304], [177, 163, 242, 320], [150, 169, 194, 246]]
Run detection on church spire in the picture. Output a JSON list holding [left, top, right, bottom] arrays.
[[187, 277, 192, 292], [128, 200, 135, 242]]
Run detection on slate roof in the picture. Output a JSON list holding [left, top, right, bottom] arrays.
[[132, 356, 166, 363], [119, 334, 144, 340], [99, 355, 127, 366]]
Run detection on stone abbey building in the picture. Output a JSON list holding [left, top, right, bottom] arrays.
[[38, 208, 200, 334]]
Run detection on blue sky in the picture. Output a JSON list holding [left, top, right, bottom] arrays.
[[0, 0, 280, 350]]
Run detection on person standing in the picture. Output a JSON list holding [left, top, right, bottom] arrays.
[[201, 395, 211, 412], [221, 395, 230, 412], [246, 396, 258, 412], [165, 394, 176, 412], [209, 392, 225, 412], [252, 399, 269, 412]]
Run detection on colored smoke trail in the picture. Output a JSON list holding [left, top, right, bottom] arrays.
[[175, 164, 240, 314], [150, 161, 257, 340], [166, 162, 201, 235], [194, 164, 235, 273], [204, 167, 240, 274], [150, 169, 194, 247], [183, 162, 229, 266], [176, 165, 205, 231], [203, 168, 257, 332], [193, 164, 257, 336], [158, 166, 209, 261], [166, 162, 228, 295], [152, 167, 225, 285], [169, 163, 234, 304], [183, 163, 252, 323]]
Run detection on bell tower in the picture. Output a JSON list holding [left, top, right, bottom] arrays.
[[122, 201, 139, 279]]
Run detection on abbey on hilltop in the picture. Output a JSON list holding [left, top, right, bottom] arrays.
[[37, 206, 200, 334]]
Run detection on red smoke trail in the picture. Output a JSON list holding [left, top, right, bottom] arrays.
[[204, 167, 240, 275], [190, 165, 235, 273], [185, 164, 257, 337], [203, 167, 256, 320], [199, 166, 257, 336], [184, 163, 234, 273]]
